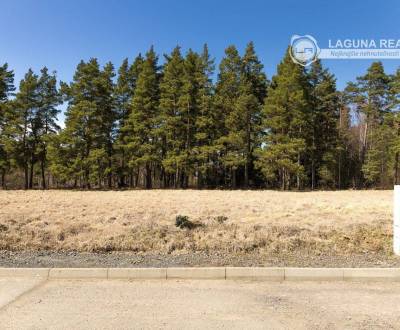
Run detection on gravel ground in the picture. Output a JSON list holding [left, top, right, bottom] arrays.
[[1, 250, 400, 268]]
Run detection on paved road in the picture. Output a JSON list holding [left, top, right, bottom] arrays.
[[1, 278, 400, 329]]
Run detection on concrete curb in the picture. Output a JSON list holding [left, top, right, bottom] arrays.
[[1, 267, 400, 281], [226, 267, 284, 281], [285, 267, 344, 281], [0, 268, 50, 278], [108, 268, 167, 279], [167, 267, 225, 279]]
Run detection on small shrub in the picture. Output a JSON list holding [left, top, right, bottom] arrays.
[[175, 215, 196, 229], [57, 232, 65, 241], [214, 215, 228, 224], [0, 224, 8, 232]]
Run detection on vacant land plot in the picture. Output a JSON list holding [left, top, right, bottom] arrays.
[[0, 190, 396, 266], [0, 190, 392, 253]]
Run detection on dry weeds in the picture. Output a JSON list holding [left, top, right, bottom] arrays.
[[0, 190, 393, 256]]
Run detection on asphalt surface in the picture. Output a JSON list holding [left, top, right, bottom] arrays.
[[1, 278, 400, 329]]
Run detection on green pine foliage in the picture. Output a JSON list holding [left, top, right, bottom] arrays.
[[345, 62, 392, 188], [255, 48, 309, 190], [0, 64, 15, 188], [49, 59, 115, 188], [158, 46, 186, 187], [121, 47, 160, 189], [193, 44, 216, 188], [307, 60, 340, 189], [114, 55, 144, 187], [1, 46, 400, 189]]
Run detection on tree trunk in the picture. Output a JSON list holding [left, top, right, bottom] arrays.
[[135, 169, 140, 188], [245, 115, 251, 188], [41, 159, 46, 189], [29, 158, 34, 189], [119, 149, 126, 188], [108, 158, 112, 189], [296, 153, 301, 190], [231, 168, 236, 189], [311, 156, 315, 190], [395, 152, 399, 185], [338, 149, 342, 190], [1, 170, 5, 189], [145, 163, 152, 189], [197, 170, 203, 189], [395, 124, 400, 186], [244, 162, 249, 188], [23, 163, 28, 189], [129, 169, 133, 188]]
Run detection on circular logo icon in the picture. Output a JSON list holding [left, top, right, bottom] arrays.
[[290, 35, 320, 66]]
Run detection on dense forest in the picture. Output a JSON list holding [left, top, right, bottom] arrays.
[[0, 43, 399, 190]]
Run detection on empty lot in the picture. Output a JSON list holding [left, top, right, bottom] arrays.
[[0, 190, 396, 266]]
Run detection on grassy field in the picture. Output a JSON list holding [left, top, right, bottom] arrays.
[[0, 190, 394, 257]]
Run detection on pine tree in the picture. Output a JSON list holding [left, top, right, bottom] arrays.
[[255, 48, 309, 190], [345, 62, 391, 187], [10, 69, 39, 189], [0, 64, 15, 188], [391, 69, 400, 184], [239, 42, 267, 186], [36, 67, 61, 188], [214, 43, 267, 187], [114, 55, 143, 187], [98, 61, 116, 188], [158, 46, 185, 187], [0, 64, 15, 103], [51, 59, 115, 188], [178, 49, 202, 188], [193, 44, 216, 188], [214, 45, 242, 187], [307, 60, 340, 188], [336, 103, 356, 189], [122, 47, 160, 189]]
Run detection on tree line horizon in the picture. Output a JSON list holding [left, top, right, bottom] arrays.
[[0, 42, 399, 190]]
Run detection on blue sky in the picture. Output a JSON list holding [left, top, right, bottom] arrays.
[[2, 0, 400, 109]]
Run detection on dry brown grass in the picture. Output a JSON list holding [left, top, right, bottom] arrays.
[[0, 190, 393, 255]]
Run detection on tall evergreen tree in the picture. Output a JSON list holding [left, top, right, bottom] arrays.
[[193, 44, 216, 188], [214, 45, 243, 187], [307, 60, 340, 188], [11, 70, 40, 189], [0, 64, 15, 188], [122, 47, 160, 189], [215, 43, 267, 187], [98, 61, 116, 188], [255, 49, 309, 190], [345, 62, 391, 187], [50, 59, 115, 188], [390, 69, 400, 184], [158, 46, 186, 187], [35, 67, 61, 188], [114, 55, 144, 187], [239, 42, 268, 186]]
